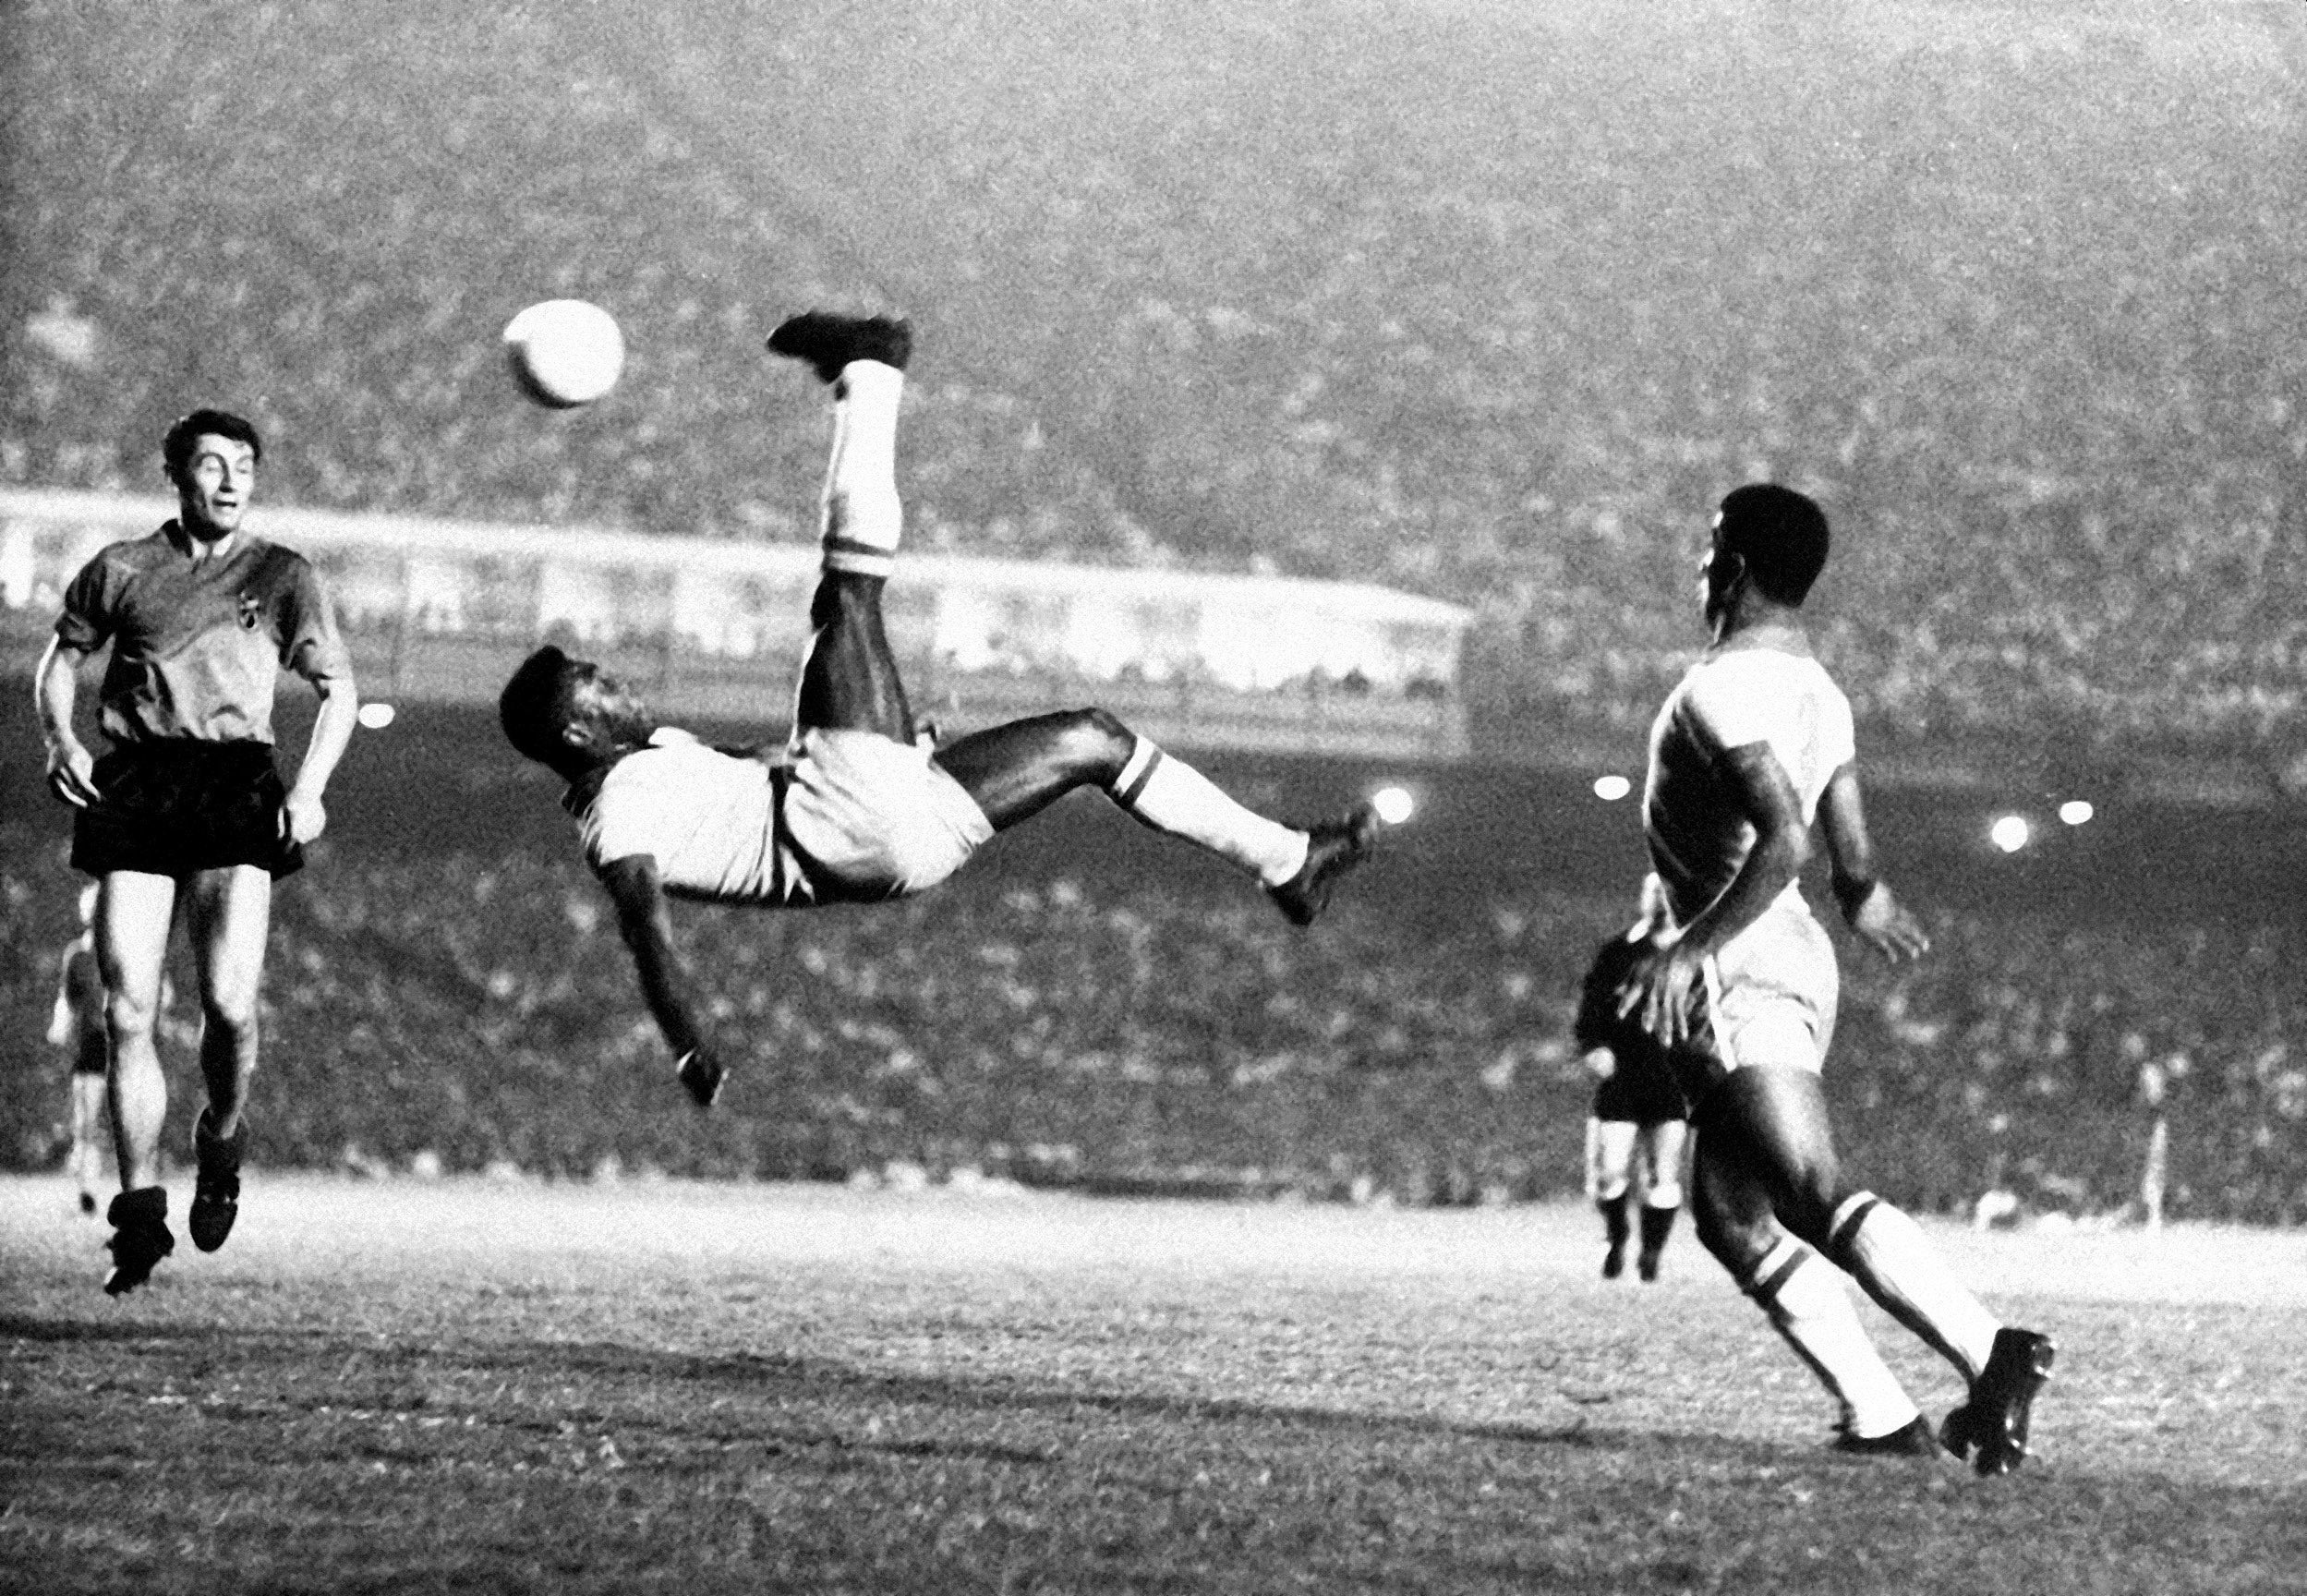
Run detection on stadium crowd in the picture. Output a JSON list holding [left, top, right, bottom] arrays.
[[5, 3, 2304, 1231], [6, 816, 2302, 1225], [6, 0, 2303, 750]]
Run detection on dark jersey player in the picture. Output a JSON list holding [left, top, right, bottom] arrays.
[[36, 407, 359, 1295], [1572, 875, 1688, 1281], [500, 313, 1381, 1108]]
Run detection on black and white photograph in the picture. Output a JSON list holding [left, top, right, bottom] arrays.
[[2, 1, 2302, 1590]]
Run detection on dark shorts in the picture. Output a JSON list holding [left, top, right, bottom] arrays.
[[71, 740, 303, 881], [1592, 1051, 1691, 1127], [71, 1036, 109, 1076]]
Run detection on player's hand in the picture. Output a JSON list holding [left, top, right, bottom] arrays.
[[676, 1046, 729, 1108], [1617, 936, 1704, 1046], [283, 789, 329, 845], [1847, 881, 1929, 962], [46, 742, 98, 808]]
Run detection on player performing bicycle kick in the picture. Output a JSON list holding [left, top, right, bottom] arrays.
[[501, 312, 1383, 1106]]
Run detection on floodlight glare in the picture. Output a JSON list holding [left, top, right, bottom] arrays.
[[1371, 785, 1415, 825], [2059, 801, 2094, 826], [1990, 815, 2030, 853]]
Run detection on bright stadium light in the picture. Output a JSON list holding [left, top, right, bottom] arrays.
[[1990, 815, 2031, 853], [1371, 785, 1416, 825], [2059, 800, 2094, 826], [357, 701, 397, 731], [1593, 774, 1632, 802]]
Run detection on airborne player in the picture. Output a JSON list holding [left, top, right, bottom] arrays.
[[1615, 485, 2056, 1471], [37, 408, 360, 1295], [500, 313, 1380, 1107]]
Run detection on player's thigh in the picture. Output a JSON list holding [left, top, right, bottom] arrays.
[[1639, 1118, 1690, 1191], [95, 872, 178, 1018], [795, 574, 912, 740], [1697, 1066, 1844, 1241], [933, 709, 1131, 829], [182, 864, 273, 1020]]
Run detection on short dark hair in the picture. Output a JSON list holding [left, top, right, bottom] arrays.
[[1715, 484, 1830, 606], [163, 409, 264, 482], [500, 646, 580, 766]]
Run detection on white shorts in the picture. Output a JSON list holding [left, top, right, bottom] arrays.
[[782, 729, 995, 903], [1693, 901, 1840, 1078]]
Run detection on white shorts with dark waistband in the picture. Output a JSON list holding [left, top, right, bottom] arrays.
[[1695, 899, 1841, 1076], [782, 728, 996, 903]]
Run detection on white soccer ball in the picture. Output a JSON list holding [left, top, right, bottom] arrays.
[[502, 299, 625, 408]]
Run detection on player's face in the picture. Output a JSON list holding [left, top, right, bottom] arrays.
[[175, 435, 257, 541], [565, 661, 652, 744]]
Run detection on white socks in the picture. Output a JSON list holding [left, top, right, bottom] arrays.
[[1110, 736, 1309, 885], [1746, 1237, 1919, 1439], [1830, 1192, 2002, 1382], [820, 360, 905, 577]]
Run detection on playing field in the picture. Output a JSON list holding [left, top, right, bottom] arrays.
[[3, 1176, 2302, 1595]]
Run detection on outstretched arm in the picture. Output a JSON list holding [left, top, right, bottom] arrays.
[[596, 853, 729, 1104], [1817, 762, 1930, 961], [1621, 741, 1811, 1044]]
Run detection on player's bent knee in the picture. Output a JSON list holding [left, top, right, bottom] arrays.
[[103, 995, 161, 1046], [200, 1002, 260, 1048], [1057, 707, 1136, 773]]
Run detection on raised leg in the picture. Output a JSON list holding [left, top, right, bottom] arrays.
[[770, 315, 917, 739], [794, 573, 913, 740]]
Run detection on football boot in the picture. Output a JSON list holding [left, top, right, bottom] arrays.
[[103, 1187, 174, 1297], [767, 311, 913, 383], [1267, 803, 1381, 927], [1940, 1327, 2057, 1476], [187, 1108, 245, 1253]]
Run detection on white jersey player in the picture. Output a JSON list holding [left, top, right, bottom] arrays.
[[1617, 484, 2055, 1474], [501, 312, 1380, 1110]]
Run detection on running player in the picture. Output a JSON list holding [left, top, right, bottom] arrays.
[[1617, 484, 2054, 1473], [500, 313, 1380, 1109], [36, 408, 359, 1295], [1572, 874, 1686, 1282], [47, 885, 108, 1215]]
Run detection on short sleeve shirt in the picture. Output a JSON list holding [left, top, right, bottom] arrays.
[[572, 730, 815, 908], [1643, 644, 1856, 926], [54, 522, 350, 746]]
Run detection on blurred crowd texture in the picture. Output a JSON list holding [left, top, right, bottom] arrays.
[[5, 813, 2301, 1223], [4, 1, 2303, 1221], [4, 0, 2302, 753]]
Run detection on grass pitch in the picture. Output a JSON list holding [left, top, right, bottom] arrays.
[[3, 1177, 2303, 1594]]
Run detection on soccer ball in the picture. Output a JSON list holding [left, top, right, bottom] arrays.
[[502, 299, 625, 408]]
